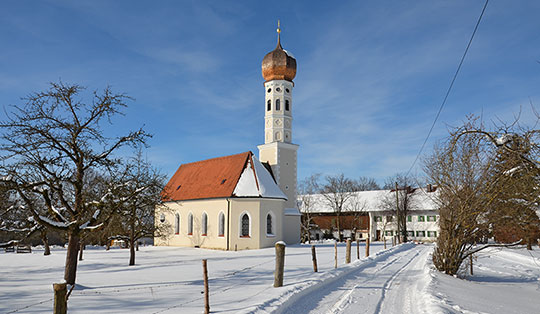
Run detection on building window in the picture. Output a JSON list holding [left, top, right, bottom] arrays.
[[188, 213, 193, 235], [407, 231, 415, 237], [240, 213, 250, 237], [418, 215, 425, 222], [386, 215, 393, 222], [416, 231, 426, 237], [159, 213, 165, 223], [385, 230, 393, 236], [267, 99, 271, 111], [285, 88, 290, 93], [427, 231, 437, 237], [218, 212, 225, 237], [285, 99, 290, 111], [427, 215, 437, 222], [267, 88, 271, 93], [275, 99, 281, 111], [407, 215, 412, 222], [375, 216, 382, 222], [175, 213, 180, 235], [202, 213, 208, 236], [266, 213, 274, 236]]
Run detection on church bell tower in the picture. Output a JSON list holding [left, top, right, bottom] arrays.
[[258, 22, 299, 213]]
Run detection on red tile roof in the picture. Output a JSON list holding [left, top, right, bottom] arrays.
[[162, 152, 251, 201]]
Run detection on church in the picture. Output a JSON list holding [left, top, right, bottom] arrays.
[[154, 27, 301, 250]]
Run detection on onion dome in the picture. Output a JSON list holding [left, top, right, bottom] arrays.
[[262, 25, 297, 82]]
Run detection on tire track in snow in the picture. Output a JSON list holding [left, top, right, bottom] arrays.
[[275, 244, 429, 314], [373, 248, 422, 314]]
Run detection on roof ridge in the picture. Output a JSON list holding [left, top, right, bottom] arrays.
[[179, 151, 252, 167]]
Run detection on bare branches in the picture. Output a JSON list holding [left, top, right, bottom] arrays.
[[425, 114, 540, 275], [0, 81, 149, 284]]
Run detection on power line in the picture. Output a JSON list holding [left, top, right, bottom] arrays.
[[405, 0, 490, 177]]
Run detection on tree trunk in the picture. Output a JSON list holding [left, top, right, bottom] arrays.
[[41, 229, 51, 256], [64, 230, 80, 285], [129, 219, 136, 266], [78, 241, 84, 261], [527, 237, 532, 250], [129, 239, 136, 266]]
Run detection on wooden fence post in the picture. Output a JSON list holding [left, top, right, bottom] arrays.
[[334, 241, 338, 269], [345, 239, 351, 264], [311, 245, 318, 272], [469, 254, 473, 276], [356, 239, 359, 260], [274, 242, 285, 287], [384, 237, 386, 249], [392, 236, 395, 247], [202, 259, 210, 314], [365, 238, 370, 257], [53, 283, 67, 314]]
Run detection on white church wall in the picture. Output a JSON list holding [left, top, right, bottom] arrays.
[[283, 211, 301, 244], [229, 198, 286, 250], [155, 199, 229, 250]]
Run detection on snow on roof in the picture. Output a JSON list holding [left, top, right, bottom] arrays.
[[283, 49, 295, 58], [252, 156, 287, 199], [233, 159, 259, 197], [234, 155, 287, 199], [299, 188, 439, 214]]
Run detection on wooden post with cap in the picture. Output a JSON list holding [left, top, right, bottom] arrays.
[[274, 242, 286, 287]]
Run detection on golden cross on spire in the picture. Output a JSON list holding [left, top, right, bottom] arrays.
[[276, 19, 282, 48]]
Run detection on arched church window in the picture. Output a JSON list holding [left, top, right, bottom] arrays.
[[266, 213, 273, 235], [218, 212, 225, 237], [267, 99, 271, 111], [202, 213, 208, 236], [241, 213, 250, 237], [285, 99, 290, 111], [188, 213, 193, 235], [267, 88, 271, 93], [276, 99, 281, 111], [175, 213, 180, 235]]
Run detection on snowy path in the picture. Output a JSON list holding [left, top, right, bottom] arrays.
[[276, 244, 432, 314]]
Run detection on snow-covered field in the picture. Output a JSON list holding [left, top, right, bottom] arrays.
[[1, 242, 539, 313], [429, 246, 540, 314]]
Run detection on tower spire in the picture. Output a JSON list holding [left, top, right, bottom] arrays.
[[276, 20, 282, 49]]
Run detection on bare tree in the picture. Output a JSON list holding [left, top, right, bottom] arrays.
[[346, 193, 367, 241], [320, 174, 356, 242], [298, 174, 321, 243], [355, 176, 380, 191], [424, 116, 535, 275], [379, 174, 416, 242], [485, 131, 540, 250], [0, 82, 148, 284], [109, 151, 169, 265], [0, 189, 52, 254]]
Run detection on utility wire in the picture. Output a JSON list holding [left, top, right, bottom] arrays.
[[405, 0, 489, 177]]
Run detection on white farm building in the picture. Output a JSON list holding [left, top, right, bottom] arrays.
[[299, 187, 440, 242]]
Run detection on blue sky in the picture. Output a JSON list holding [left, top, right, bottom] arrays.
[[1, 0, 539, 184]]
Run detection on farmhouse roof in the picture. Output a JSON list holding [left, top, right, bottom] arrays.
[[299, 188, 439, 214], [163, 151, 286, 202]]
